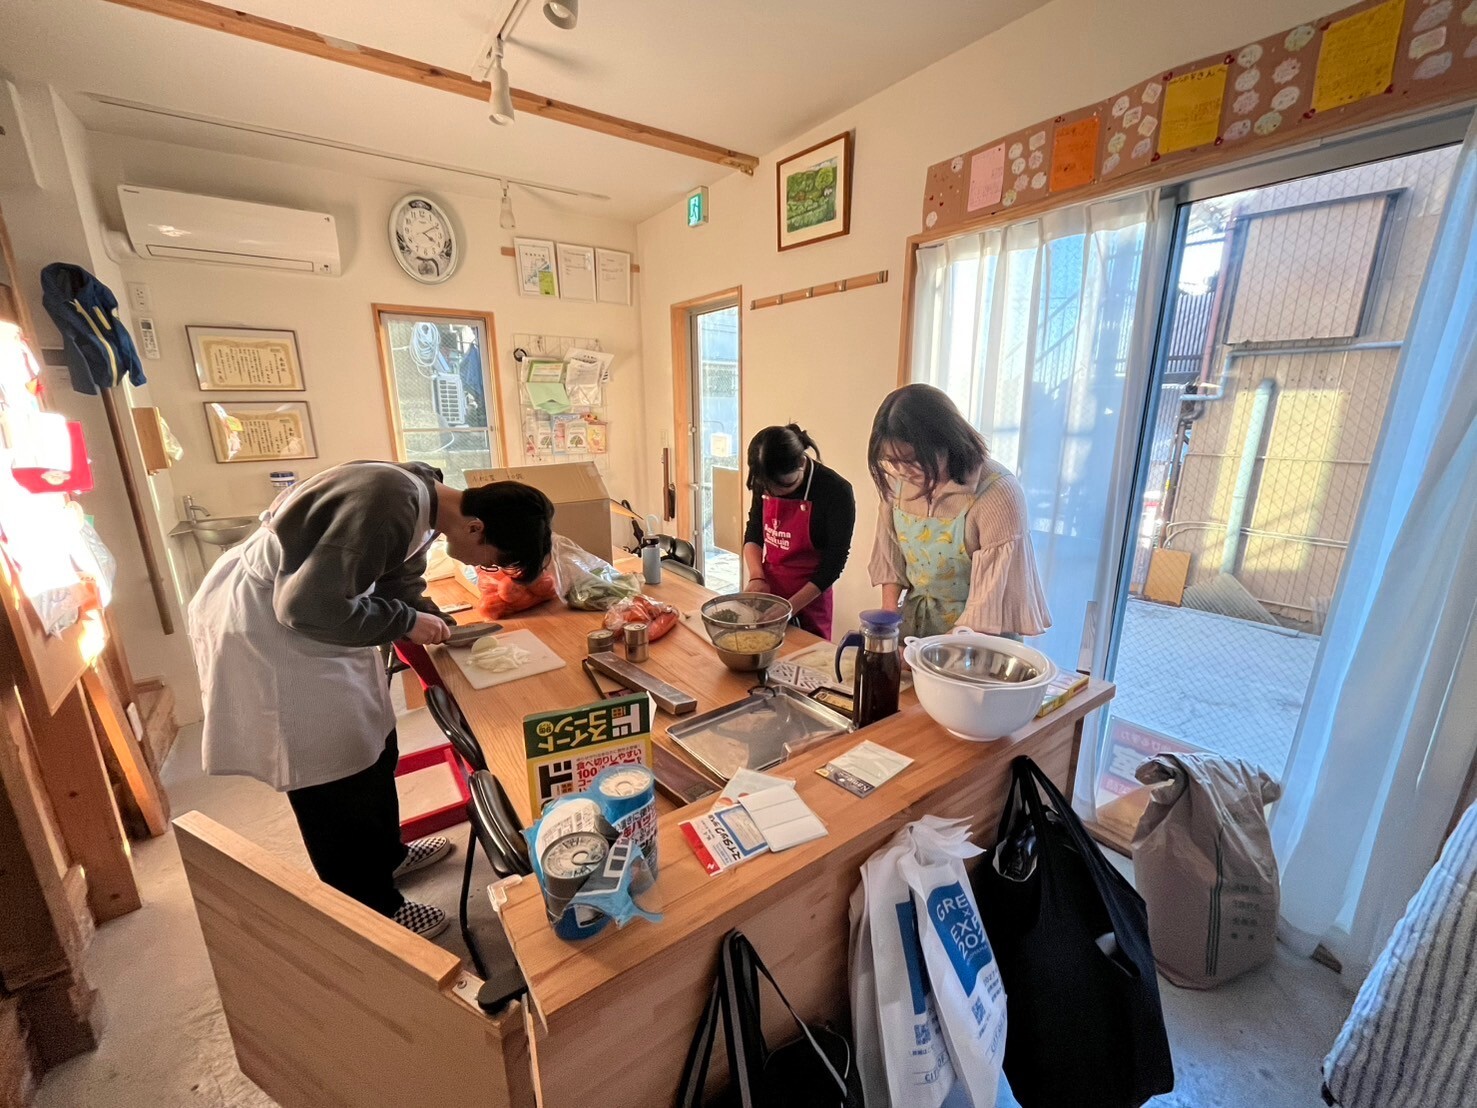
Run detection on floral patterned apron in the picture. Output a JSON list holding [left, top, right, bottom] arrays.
[[893, 473, 1000, 640]]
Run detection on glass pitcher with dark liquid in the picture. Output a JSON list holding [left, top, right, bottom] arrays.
[[834, 609, 903, 728]]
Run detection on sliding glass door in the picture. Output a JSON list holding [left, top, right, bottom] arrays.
[[1093, 142, 1462, 836], [908, 123, 1464, 835], [911, 193, 1158, 671]]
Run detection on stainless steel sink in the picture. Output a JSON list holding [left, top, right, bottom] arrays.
[[189, 516, 258, 547], [169, 515, 259, 548]]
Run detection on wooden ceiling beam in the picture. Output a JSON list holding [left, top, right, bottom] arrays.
[[100, 0, 760, 175]]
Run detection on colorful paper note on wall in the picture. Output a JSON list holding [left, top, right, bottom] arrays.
[[1160, 64, 1227, 154], [1312, 0, 1405, 113], [1049, 117, 1100, 192], [967, 144, 1006, 211]]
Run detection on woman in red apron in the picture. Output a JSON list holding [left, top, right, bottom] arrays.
[[741, 425, 855, 640]]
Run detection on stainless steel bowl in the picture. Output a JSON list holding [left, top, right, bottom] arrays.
[[914, 639, 1042, 686], [701, 593, 792, 672]]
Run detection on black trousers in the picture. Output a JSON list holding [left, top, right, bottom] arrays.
[[286, 731, 409, 916]]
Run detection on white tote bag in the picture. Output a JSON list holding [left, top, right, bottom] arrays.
[[850, 818, 1010, 1108], [899, 818, 1009, 1108]]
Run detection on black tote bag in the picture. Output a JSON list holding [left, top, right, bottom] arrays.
[[973, 756, 1174, 1108], [678, 930, 859, 1108]]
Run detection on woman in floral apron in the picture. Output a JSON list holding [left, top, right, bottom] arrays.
[[866, 385, 1051, 641], [740, 424, 855, 639]]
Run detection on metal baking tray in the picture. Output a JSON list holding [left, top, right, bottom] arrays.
[[667, 685, 854, 782]]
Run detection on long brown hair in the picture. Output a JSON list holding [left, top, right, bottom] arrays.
[[867, 384, 987, 503]]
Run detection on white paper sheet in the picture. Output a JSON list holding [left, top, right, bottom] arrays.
[[515, 238, 559, 298], [595, 248, 631, 305], [555, 243, 596, 302], [739, 785, 827, 851]]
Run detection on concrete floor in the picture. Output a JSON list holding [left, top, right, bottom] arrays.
[[1112, 599, 1322, 777], [36, 709, 1353, 1108]]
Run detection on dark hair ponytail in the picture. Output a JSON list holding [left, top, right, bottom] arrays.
[[747, 424, 819, 491]]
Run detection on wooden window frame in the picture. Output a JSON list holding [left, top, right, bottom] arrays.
[[371, 303, 511, 472], [669, 288, 742, 546]]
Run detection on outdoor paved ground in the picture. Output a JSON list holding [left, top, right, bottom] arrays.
[[704, 547, 742, 594], [1110, 598, 1322, 776]]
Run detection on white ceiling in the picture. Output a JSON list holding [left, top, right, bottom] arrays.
[[0, 0, 1047, 222]]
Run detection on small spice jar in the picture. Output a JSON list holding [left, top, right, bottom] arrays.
[[587, 629, 616, 654], [623, 622, 650, 663]]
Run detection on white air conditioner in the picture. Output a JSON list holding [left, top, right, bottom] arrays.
[[118, 186, 340, 276]]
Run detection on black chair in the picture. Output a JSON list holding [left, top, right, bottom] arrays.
[[463, 774, 534, 1022], [425, 686, 492, 973], [661, 558, 705, 586], [425, 685, 486, 774], [468, 770, 531, 880], [382, 642, 411, 684], [464, 771, 532, 1010], [658, 535, 699, 567]]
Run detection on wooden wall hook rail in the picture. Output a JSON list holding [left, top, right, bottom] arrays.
[[749, 269, 888, 311]]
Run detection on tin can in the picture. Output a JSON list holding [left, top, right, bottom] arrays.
[[587, 629, 616, 654], [623, 621, 650, 663]]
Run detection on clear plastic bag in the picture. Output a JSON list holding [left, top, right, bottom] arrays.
[[551, 533, 640, 610], [476, 565, 558, 619], [602, 595, 679, 641]]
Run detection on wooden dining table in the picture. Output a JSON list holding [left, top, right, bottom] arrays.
[[426, 558, 1114, 1108], [425, 561, 822, 826]]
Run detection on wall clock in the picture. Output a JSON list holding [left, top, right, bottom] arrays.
[[389, 194, 459, 284]]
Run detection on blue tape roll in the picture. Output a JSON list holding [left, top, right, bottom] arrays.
[[591, 765, 658, 874]]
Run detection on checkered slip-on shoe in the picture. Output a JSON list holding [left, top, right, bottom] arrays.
[[392, 835, 453, 880], [392, 901, 449, 939]]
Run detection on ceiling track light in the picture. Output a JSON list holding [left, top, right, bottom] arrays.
[[487, 38, 515, 125], [544, 0, 577, 30], [499, 182, 517, 230]]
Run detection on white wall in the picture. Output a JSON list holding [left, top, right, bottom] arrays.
[[87, 132, 646, 576], [635, 0, 1334, 642], [0, 86, 200, 718]]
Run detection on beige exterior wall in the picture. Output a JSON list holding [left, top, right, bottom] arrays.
[[1169, 144, 1459, 628]]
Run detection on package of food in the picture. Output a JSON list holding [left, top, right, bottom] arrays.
[[602, 594, 679, 641], [476, 566, 558, 620], [551, 533, 641, 610]]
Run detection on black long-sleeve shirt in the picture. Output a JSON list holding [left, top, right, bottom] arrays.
[[742, 459, 855, 592]]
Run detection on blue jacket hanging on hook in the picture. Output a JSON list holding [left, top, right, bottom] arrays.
[[39, 263, 147, 395]]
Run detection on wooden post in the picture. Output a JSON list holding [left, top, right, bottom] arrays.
[[99, 389, 175, 635], [83, 666, 168, 837], [25, 685, 141, 922]]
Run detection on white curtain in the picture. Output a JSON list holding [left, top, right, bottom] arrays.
[[1273, 120, 1477, 977], [911, 193, 1162, 813]]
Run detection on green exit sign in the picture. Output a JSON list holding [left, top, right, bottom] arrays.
[[687, 186, 709, 227]]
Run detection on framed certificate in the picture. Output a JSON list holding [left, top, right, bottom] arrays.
[[204, 401, 318, 463], [188, 326, 305, 391]]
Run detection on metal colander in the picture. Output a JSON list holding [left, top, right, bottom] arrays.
[[700, 593, 792, 671]]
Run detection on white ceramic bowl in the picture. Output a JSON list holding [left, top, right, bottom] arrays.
[[903, 630, 1056, 741]]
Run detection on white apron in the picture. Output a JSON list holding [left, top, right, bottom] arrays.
[[188, 464, 435, 791]]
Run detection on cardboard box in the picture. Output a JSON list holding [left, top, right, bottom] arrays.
[[466, 463, 619, 563]]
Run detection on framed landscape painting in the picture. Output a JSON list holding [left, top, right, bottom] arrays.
[[775, 131, 853, 251]]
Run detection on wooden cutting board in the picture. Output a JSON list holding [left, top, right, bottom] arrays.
[[434, 629, 566, 690]]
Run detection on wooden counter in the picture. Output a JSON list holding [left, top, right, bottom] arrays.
[[428, 569, 1111, 1108], [426, 570, 825, 825]]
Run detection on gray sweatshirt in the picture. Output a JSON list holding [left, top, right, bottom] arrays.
[[265, 461, 443, 648]]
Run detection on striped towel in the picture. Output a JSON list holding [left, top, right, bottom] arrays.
[[1322, 800, 1477, 1106]]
